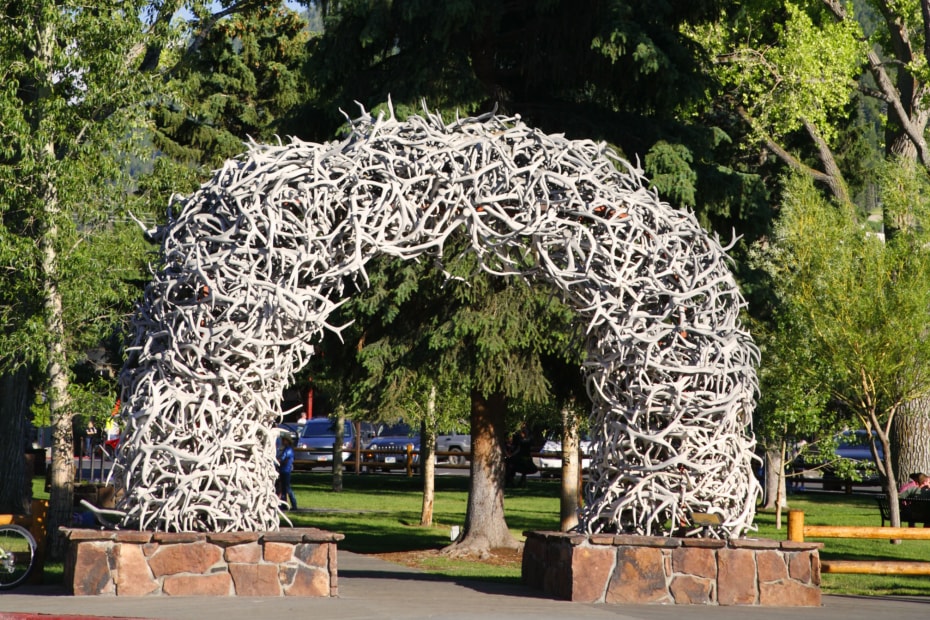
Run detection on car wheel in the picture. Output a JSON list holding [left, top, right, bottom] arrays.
[[448, 447, 464, 466]]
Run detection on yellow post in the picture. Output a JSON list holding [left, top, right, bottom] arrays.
[[29, 499, 48, 584], [788, 509, 805, 542]]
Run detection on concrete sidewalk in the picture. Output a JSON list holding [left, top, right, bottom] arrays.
[[1, 551, 929, 620]]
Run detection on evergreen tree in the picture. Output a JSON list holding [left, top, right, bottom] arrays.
[[301, 0, 770, 243], [313, 233, 581, 554], [151, 4, 312, 169]]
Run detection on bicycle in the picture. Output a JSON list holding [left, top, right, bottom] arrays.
[[0, 524, 37, 590]]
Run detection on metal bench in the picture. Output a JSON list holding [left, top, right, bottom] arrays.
[[876, 494, 930, 527]]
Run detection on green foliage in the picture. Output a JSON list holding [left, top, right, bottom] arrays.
[[874, 155, 930, 239], [645, 141, 698, 207], [759, 172, 930, 431], [698, 1, 864, 146], [152, 4, 312, 168], [0, 1, 159, 403], [307, 1, 718, 130]]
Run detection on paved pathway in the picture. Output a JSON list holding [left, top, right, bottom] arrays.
[[1, 551, 929, 620]]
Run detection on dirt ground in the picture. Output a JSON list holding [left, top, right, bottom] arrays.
[[374, 546, 523, 570]]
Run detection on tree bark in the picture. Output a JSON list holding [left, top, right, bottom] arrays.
[[443, 389, 519, 556], [560, 404, 580, 531], [43, 201, 75, 560], [0, 365, 31, 515], [891, 400, 930, 483], [332, 406, 344, 492], [420, 386, 437, 527], [761, 447, 787, 510]]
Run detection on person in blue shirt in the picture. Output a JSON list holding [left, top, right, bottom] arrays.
[[277, 435, 297, 511]]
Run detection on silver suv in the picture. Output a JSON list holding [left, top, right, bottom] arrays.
[[436, 430, 471, 465]]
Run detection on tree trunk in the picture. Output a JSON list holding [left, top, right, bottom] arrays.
[[332, 406, 344, 492], [43, 205, 75, 560], [443, 389, 519, 557], [0, 365, 31, 515], [420, 386, 437, 527], [880, 436, 902, 530], [560, 404, 580, 531], [761, 448, 787, 510], [891, 400, 930, 484]]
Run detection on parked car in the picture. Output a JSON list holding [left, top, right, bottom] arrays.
[[436, 430, 471, 465], [367, 423, 420, 471], [532, 433, 593, 478], [294, 418, 374, 467], [800, 430, 884, 489]]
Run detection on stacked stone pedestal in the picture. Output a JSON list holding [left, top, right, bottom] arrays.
[[62, 527, 343, 596], [522, 531, 822, 606]]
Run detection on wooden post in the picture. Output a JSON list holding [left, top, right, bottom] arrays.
[[788, 509, 805, 542], [29, 499, 47, 584], [406, 444, 414, 478], [353, 421, 361, 475]]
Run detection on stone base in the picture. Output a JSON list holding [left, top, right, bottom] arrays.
[[522, 531, 822, 606], [61, 527, 343, 597]]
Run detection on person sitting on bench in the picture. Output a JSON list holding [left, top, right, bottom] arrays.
[[899, 472, 930, 498]]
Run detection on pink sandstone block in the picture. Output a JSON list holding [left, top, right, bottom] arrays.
[[284, 565, 330, 596], [570, 545, 615, 603], [669, 575, 714, 604], [225, 542, 261, 564], [756, 549, 788, 583], [229, 563, 282, 596], [162, 572, 233, 596], [115, 544, 159, 596], [71, 542, 115, 596], [717, 548, 757, 605], [263, 541, 294, 564], [294, 542, 328, 567], [605, 545, 670, 604], [671, 546, 716, 579], [788, 551, 812, 582], [759, 580, 821, 606], [148, 541, 223, 577]]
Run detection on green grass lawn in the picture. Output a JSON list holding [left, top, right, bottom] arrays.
[[281, 472, 560, 581], [33, 474, 930, 596], [282, 471, 560, 551]]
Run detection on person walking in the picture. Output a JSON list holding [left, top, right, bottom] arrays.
[[278, 435, 297, 511]]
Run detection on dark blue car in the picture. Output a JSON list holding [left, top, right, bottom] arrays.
[[295, 418, 374, 468], [366, 423, 420, 471]]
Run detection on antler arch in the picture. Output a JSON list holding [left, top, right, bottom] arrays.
[[113, 107, 760, 536]]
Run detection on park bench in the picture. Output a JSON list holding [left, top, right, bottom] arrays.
[[876, 495, 930, 527]]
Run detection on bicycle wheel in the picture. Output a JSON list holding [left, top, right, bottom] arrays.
[[0, 524, 36, 590]]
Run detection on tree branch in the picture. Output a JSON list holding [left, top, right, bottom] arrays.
[[801, 118, 850, 204], [735, 105, 848, 203], [820, 0, 847, 20], [866, 49, 930, 166]]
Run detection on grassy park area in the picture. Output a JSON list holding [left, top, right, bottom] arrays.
[[33, 474, 930, 596]]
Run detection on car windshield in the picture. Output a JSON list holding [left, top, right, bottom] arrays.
[[301, 419, 349, 438], [378, 423, 414, 437]]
